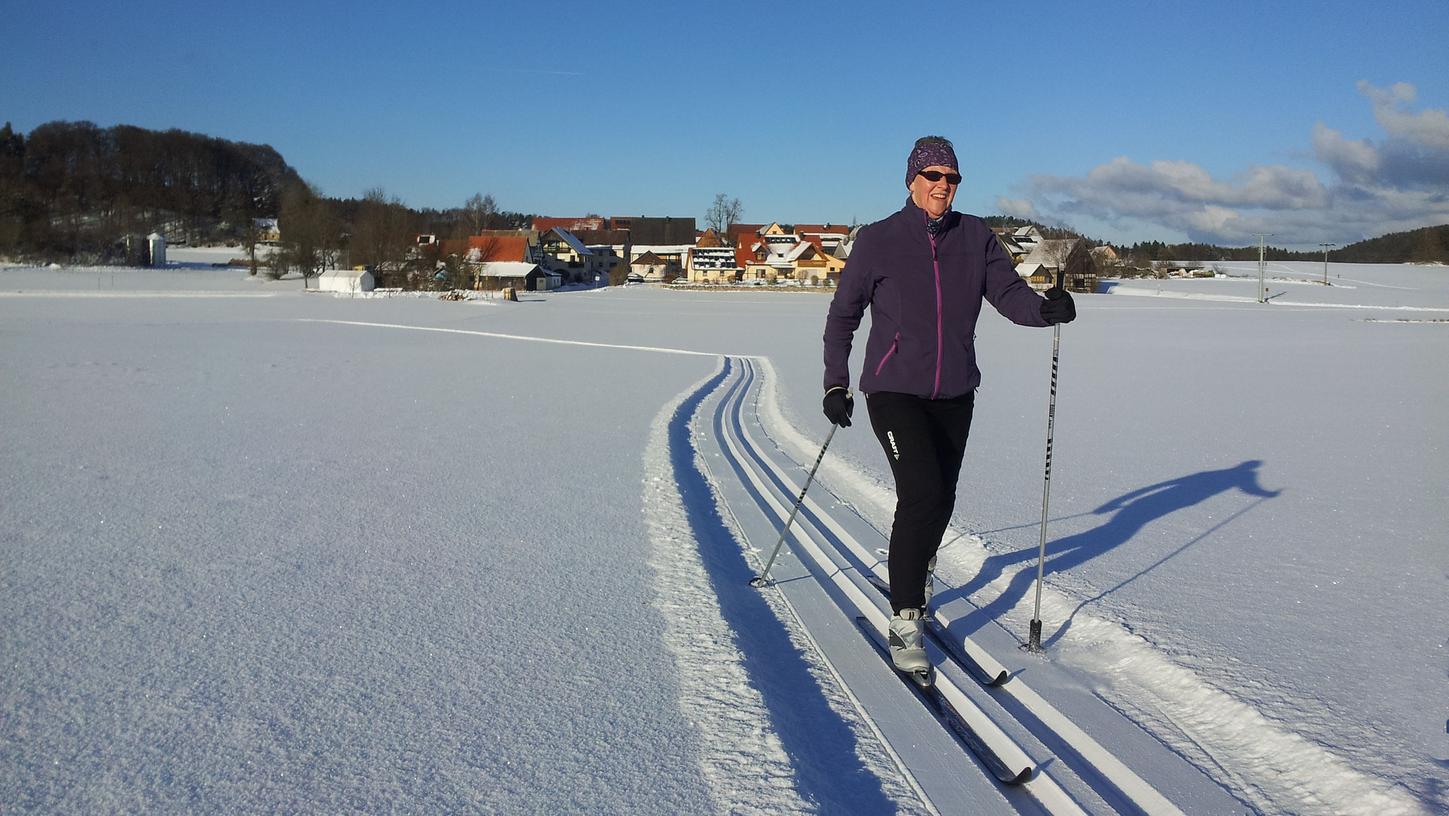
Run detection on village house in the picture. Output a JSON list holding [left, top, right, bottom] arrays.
[[436, 231, 541, 291], [1090, 244, 1121, 266], [1016, 238, 1099, 293], [794, 224, 852, 254], [629, 251, 680, 283], [532, 216, 605, 233], [1012, 225, 1043, 256], [473, 260, 558, 292], [990, 224, 1046, 264], [317, 267, 374, 294], [253, 217, 280, 243], [726, 222, 850, 285], [529, 214, 696, 285], [537, 227, 609, 285], [993, 231, 1027, 263], [789, 241, 845, 285], [685, 229, 742, 283]]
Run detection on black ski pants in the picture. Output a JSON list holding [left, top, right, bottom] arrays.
[[865, 390, 975, 613]]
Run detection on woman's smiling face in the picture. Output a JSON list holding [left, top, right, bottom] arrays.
[[909, 164, 959, 219]]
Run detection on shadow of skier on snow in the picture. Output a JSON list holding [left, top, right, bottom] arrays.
[[938, 460, 1281, 647]]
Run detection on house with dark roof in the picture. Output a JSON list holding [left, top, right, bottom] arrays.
[[1017, 238, 1097, 292], [538, 227, 609, 285], [610, 216, 697, 245], [532, 216, 605, 233]]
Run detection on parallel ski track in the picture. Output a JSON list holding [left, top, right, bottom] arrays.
[[709, 356, 1188, 816]]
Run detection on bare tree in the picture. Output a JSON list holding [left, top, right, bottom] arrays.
[[465, 193, 498, 235], [275, 182, 338, 288], [705, 193, 743, 237], [351, 187, 414, 280], [238, 214, 263, 276]]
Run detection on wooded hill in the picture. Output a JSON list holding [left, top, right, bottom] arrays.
[[1318, 224, 1449, 264], [0, 121, 303, 259], [983, 215, 1448, 266], [0, 120, 534, 265], [1115, 226, 1449, 265]]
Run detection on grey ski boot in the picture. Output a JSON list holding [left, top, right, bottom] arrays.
[[923, 556, 937, 608], [888, 608, 930, 677]]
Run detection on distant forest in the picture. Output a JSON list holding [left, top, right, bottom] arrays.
[[1110, 227, 1449, 265], [983, 215, 1449, 266], [0, 120, 533, 271], [0, 121, 303, 260], [1, 120, 1445, 267]]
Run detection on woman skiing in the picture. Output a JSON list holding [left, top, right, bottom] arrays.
[[821, 135, 1077, 676]]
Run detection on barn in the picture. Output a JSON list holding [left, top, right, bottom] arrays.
[[317, 268, 376, 294]]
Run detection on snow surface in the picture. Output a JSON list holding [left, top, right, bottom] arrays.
[[1, 260, 1446, 813]]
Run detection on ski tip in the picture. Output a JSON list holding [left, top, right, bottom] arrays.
[[1002, 765, 1034, 786]]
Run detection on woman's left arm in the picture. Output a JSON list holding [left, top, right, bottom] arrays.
[[980, 225, 1051, 327]]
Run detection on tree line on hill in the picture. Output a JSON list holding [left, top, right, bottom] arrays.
[[0, 121, 535, 286], [1114, 229, 1448, 265], [0, 120, 301, 261], [982, 215, 1448, 266]]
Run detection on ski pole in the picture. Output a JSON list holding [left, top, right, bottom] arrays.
[[750, 424, 837, 587], [1028, 268, 1065, 652]]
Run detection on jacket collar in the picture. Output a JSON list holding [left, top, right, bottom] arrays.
[[900, 197, 959, 241]]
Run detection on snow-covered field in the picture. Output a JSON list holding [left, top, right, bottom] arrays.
[[1, 258, 1445, 813]]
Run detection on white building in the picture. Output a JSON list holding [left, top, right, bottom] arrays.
[[317, 268, 376, 294]]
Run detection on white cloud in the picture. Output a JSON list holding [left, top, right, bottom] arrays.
[[1312, 123, 1379, 185], [1018, 81, 1449, 246], [1358, 80, 1449, 151], [995, 197, 1037, 218]]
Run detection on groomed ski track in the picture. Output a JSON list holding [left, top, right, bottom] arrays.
[[689, 355, 1248, 815]]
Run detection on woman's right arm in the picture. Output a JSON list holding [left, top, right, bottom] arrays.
[[823, 236, 873, 391]]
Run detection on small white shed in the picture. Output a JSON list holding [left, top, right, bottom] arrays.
[[318, 267, 376, 294], [147, 232, 166, 267]]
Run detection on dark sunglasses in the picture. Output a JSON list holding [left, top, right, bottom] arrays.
[[918, 170, 962, 184]]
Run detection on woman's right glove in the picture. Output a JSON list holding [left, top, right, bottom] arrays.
[[822, 387, 854, 427]]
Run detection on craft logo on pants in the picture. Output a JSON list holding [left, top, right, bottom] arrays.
[[887, 431, 900, 460]]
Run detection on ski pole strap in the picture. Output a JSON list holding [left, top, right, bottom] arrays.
[[824, 386, 851, 397]]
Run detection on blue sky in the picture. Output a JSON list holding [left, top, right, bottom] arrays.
[[4, 0, 1447, 248]]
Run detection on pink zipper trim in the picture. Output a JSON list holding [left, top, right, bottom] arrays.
[[874, 332, 900, 377], [929, 230, 942, 398]]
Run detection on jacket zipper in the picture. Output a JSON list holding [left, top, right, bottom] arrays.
[[929, 230, 943, 399], [874, 331, 901, 377]]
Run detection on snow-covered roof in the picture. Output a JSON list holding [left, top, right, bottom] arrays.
[[319, 268, 372, 280], [476, 262, 541, 279], [544, 228, 592, 257], [1022, 239, 1080, 267], [784, 242, 815, 262]]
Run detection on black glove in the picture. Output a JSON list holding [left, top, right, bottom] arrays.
[[1040, 287, 1076, 325], [822, 388, 854, 427]]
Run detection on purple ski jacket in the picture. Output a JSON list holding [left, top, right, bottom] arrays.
[[823, 199, 1049, 399]]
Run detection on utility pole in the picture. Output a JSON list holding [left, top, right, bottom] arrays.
[[1318, 243, 1335, 286], [1253, 233, 1275, 303]]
